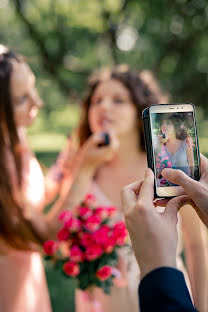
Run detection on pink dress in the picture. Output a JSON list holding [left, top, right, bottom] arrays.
[[0, 144, 52, 312], [76, 183, 192, 312], [76, 183, 140, 312]]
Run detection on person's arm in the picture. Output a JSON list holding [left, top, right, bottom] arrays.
[[180, 205, 208, 312], [121, 169, 196, 311], [139, 267, 197, 312], [24, 132, 119, 236]]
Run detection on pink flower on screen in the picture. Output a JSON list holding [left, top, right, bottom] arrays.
[[167, 161, 172, 168], [156, 162, 162, 168]]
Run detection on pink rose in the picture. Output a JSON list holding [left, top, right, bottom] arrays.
[[93, 225, 111, 245], [84, 193, 96, 205], [167, 161, 172, 168], [161, 164, 166, 168], [64, 217, 81, 233], [113, 222, 128, 246], [80, 232, 95, 248], [43, 240, 58, 255], [78, 206, 93, 220], [85, 244, 103, 261], [107, 206, 117, 218], [70, 246, 84, 263], [94, 206, 109, 220], [59, 210, 72, 223], [103, 237, 116, 254], [63, 262, 80, 277], [96, 266, 112, 281], [156, 162, 162, 168], [57, 228, 70, 241], [84, 215, 101, 232]]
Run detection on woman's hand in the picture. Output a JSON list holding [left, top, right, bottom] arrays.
[[75, 132, 119, 173], [158, 132, 168, 145], [162, 154, 208, 227]]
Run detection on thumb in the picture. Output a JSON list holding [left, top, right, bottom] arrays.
[[161, 168, 198, 197], [163, 195, 191, 220], [121, 181, 143, 216]]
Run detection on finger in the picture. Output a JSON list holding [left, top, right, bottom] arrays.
[[200, 153, 208, 173], [200, 154, 208, 183], [161, 168, 199, 197], [193, 205, 208, 228], [137, 169, 154, 206], [163, 195, 190, 220], [121, 181, 143, 215]]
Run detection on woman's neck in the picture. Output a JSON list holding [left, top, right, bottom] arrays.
[[107, 129, 143, 169]]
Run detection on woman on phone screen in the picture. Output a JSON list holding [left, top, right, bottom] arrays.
[[156, 114, 195, 186], [71, 65, 207, 312]]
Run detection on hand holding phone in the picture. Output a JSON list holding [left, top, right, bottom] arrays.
[[142, 103, 200, 198]]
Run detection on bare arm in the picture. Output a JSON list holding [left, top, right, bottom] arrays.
[[180, 204, 208, 312]]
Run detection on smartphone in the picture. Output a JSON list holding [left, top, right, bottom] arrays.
[[98, 132, 110, 147], [142, 103, 200, 198]]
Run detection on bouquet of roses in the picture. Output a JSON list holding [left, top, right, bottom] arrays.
[[156, 146, 173, 186], [43, 194, 128, 295]]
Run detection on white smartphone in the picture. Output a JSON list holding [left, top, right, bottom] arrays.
[[144, 103, 200, 198]]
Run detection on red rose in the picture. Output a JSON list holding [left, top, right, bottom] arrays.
[[93, 225, 111, 245], [84, 193, 96, 205], [107, 206, 117, 217], [79, 206, 93, 220], [113, 222, 128, 246], [59, 210, 72, 223], [80, 232, 95, 248], [96, 265, 112, 281], [94, 206, 109, 220], [84, 215, 101, 232], [103, 236, 116, 254], [70, 246, 84, 263], [57, 228, 70, 241], [63, 262, 80, 277], [43, 240, 58, 255], [64, 217, 81, 233], [85, 244, 103, 261]]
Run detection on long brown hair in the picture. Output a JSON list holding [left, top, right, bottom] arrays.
[[77, 65, 168, 150], [0, 49, 46, 251]]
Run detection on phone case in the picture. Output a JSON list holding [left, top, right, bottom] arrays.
[[142, 104, 201, 198], [142, 107, 158, 198]]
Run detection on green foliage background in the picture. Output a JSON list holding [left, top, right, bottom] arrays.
[[1, 0, 208, 311]]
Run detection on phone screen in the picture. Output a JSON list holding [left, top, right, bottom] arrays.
[[149, 104, 200, 197]]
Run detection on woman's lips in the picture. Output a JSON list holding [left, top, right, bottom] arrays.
[[98, 117, 113, 127]]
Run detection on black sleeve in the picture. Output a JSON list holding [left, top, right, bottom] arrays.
[[139, 267, 197, 312]]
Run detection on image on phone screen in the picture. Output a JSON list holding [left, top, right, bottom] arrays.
[[150, 108, 200, 191]]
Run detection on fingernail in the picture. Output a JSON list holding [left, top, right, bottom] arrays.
[[161, 168, 170, 178]]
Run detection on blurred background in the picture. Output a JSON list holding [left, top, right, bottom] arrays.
[[0, 0, 208, 311]]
